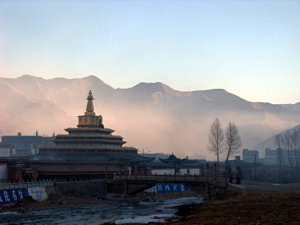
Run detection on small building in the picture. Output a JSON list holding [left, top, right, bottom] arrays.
[[242, 149, 259, 163], [0, 132, 54, 156], [144, 154, 204, 176], [264, 148, 279, 165], [0, 144, 15, 157]]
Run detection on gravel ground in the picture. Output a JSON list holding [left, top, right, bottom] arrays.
[[149, 183, 300, 225]]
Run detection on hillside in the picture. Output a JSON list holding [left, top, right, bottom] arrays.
[[0, 75, 299, 159], [254, 124, 300, 152]]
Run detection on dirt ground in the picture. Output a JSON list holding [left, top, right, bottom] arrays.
[[157, 191, 300, 225]]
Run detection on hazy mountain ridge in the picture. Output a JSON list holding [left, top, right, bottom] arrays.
[[254, 124, 300, 153], [0, 78, 73, 136], [0, 75, 299, 158]]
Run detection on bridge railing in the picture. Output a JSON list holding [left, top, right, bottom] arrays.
[[114, 173, 227, 188], [116, 174, 207, 182], [0, 180, 54, 190]]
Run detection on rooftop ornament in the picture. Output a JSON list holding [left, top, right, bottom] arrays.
[[85, 90, 95, 115]]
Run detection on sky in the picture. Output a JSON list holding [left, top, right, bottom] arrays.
[[1, 0, 299, 104]]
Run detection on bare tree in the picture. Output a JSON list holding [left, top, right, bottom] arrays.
[[275, 134, 283, 166], [208, 118, 224, 165], [274, 134, 283, 181], [297, 128, 300, 150], [224, 122, 242, 166], [284, 132, 293, 167], [275, 134, 283, 150], [291, 129, 300, 166]]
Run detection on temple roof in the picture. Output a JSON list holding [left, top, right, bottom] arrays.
[[39, 145, 137, 151], [56, 134, 123, 140], [35, 152, 154, 163], [159, 154, 188, 165], [109, 154, 155, 163], [36, 153, 113, 161], [53, 139, 126, 144], [65, 128, 114, 133]]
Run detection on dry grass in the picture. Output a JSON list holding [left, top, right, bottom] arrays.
[[160, 191, 300, 225]]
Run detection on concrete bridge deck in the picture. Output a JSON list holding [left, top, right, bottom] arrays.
[[112, 174, 227, 189]]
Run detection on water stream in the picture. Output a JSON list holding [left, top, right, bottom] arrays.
[[0, 197, 203, 225]]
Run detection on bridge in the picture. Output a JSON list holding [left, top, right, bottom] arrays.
[[114, 174, 226, 186], [0, 164, 229, 199], [108, 171, 228, 196]]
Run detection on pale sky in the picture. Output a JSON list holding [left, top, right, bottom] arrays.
[[1, 0, 299, 104]]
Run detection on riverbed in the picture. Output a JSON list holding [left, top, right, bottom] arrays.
[[0, 197, 203, 225]]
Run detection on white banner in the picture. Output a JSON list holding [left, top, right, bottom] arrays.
[[28, 187, 48, 201]]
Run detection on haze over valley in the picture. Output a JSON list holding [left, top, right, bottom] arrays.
[[1, 75, 299, 159]]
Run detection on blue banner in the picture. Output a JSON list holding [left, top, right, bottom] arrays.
[[155, 184, 191, 193], [0, 189, 29, 205]]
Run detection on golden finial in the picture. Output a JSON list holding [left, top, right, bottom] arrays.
[[86, 90, 94, 113]]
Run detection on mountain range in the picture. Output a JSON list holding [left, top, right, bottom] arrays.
[[0, 75, 299, 159]]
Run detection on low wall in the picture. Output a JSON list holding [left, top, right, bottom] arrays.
[[0, 180, 106, 205], [0, 181, 53, 190], [0, 187, 48, 205], [54, 180, 106, 198]]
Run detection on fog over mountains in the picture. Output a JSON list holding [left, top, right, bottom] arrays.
[[254, 124, 300, 153], [1, 75, 299, 159]]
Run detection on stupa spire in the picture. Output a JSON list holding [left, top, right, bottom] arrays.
[[86, 90, 94, 113], [78, 90, 103, 128]]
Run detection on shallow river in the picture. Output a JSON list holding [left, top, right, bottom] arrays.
[[0, 197, 203, 225]]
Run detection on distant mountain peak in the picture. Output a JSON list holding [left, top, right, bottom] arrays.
[[206, 88, 226, 92], [133, 81, 167, 87], [79, 75, 113, 88], [130, 81, 191, 97], [83, 75, 100, 80], [18, 74, 44, 80]]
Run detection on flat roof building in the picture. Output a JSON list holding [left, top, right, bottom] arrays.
[[1, 132, 54, 156], [242, 149, 259, 163]]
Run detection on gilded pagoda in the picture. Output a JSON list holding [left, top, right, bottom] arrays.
[[28, 90, 153, 180], [39, 90, 138, 160]]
